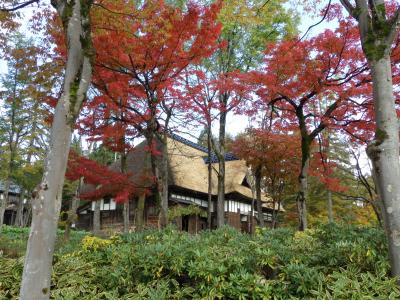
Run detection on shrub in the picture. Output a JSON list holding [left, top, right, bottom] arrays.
[[0, 223, 399, 299]]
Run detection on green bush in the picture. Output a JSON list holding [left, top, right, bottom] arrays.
[[0, 224, 399, 299]]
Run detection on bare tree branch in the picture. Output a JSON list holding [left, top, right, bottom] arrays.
[[339, 0, 356, 18], [0, 0, 39, 12]]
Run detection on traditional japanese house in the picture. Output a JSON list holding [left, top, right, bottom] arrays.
[[76, 134, 283, 233]]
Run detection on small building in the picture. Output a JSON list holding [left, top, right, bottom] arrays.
[[0, 181, 24, 225], [76, 134, 283, 233]]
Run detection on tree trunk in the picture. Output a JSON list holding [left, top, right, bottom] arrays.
[[255, 167, 265, 228], [271, 201, 281, 229], [123, 201, 130, 233], [367, 56, 400, 277], [327, 190, 334, 223], [19, 1, 93, 297], [22, 198, 31, 227], [207, 127, 213, 229], [64, 194, 79, 241], [121, 151, 130, 233], [93, 200, 101, 235], [297, 158, 309, 231], [64, 180, 81, 241], [146, 133, 163, 227], [14, 189, 25, 227], [216, 107, 226, 228], [159, 134, 169, 228], [0, 180, 10, 227], [136, 194, 145, 231]]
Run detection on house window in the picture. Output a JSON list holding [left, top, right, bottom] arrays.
[[103, 197, 110, 210]]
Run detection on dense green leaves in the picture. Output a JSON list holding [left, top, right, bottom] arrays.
[[0, 224, 398, 299]]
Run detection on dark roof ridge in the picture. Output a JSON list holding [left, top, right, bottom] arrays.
[[168, 133, 239, 163]]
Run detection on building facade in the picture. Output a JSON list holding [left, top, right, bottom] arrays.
[[76, 135, 282, 233]]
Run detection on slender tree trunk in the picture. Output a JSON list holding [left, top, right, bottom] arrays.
[[297, 158, 309, 231], [22, 198, 31, 227], [121, 150, 130, 233], [159, 134, 169, 228], [19, 1, 93, 298], [207, 127, 213, 229], [0, 180, 10, 227], [64, 179, 81, 241], [14, 189, 25, 227], [136, 194, 145, 231], [371, 199, 383, 227], [93, 200, 101, 235], [367, 56, 400, 277], [255, 167, 265, 228], [271, 201, 281, 229], [216, 107, 226, 228], [64, 194, 79, 241], [327, 190, 333, 223], [246, 171, 255, 234], [123, 201, 130, 233]]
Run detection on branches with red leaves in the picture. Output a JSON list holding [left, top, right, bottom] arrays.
[[66, 151, 141, 203]]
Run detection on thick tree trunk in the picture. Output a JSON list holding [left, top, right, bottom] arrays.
[[93, 200, 101, 235], [327, 190, 333, 223], [297, 158, 309, 231], [367, 56, 400, 277], [19, 1, 93, 298], [136, 194, 145, 231], [255, 167, 265, 228]]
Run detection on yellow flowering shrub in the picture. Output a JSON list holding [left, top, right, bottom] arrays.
[[81, 236, 112, 251]]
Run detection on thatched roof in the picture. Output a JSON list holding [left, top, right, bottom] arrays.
[[121, 135, 283, 211]]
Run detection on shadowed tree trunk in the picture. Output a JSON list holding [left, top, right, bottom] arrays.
[[216, 98, 227, 228], [64, 179, 81, 241], [19, 1, 93, 298], [0, 180, 10, 227], [14, 189, 25, 227], [121, 150, 129, 233], [297, 157, 309, 231], [254, 166, 265, 228], [207, 128, 213, 229], [159, 133, 169, 228], [136, 194, 145, 231], [93, 200, 101, 235]]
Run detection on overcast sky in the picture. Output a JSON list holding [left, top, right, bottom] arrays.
[[0, 1, 337, 140]]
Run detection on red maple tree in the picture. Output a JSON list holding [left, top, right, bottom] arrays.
[[241, 19, 373, 230]]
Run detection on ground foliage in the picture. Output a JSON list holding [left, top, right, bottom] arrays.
[[0, 224, 399, 299]]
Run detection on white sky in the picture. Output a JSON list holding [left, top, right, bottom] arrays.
[[1, 1, 339, 140]]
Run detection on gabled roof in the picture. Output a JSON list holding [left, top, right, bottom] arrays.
[[169, 133, 239, 164], [83, 134, 283, 211]]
